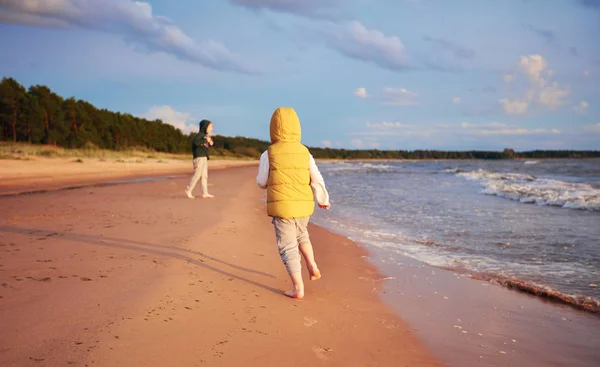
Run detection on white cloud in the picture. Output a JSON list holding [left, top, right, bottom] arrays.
[[499, 55, 570, 114], [142, 105, 195, 134], [366, 121, 407, 129], [452, 97, 462, 104], [350, 138, 380, 149], [485, 122, 509, 129], [538, 82, 570, 110], [503, 73, 516, 83], [525, 88, 537, 101], [350, 139, 365, 148], [499, 98, 528, 115], [354, 121, 561, 141], [228, 0, 339, 18], [454, 122, 560, 136], [584, 70, 590, 77], [574, 101, 589, 114], [322, 21, 408, 71], [321, 140, 333, 147], [518, 54, 548, 83], [470, 128, 550, 136], [583, 122, 600, 134], [382, 87, 418, 106], [354, 87, 368, 98], [0, 0, 256, 74], [422, 36, 476, 60], [585, 123, 600, 133]]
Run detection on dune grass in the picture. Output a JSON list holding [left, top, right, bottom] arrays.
[[0, 142, 251, 162]]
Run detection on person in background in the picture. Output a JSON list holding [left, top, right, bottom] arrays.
[[256, 107, 331, 299], [185, 119, 215, 199]]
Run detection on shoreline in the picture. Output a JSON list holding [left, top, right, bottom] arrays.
[[307, 218, 600, 366], [0, 166, 440, 366], [459, 268, 599, 314], [375, 251, 600, 367]]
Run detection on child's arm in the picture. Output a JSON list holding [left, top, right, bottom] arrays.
[[192, 133, 203, 148], [256, 151, 269, 189], [309, 155, 330, 209]]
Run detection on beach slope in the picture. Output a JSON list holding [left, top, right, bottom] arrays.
[[0, 166, 439, 366], [0, 157, 256, 195]]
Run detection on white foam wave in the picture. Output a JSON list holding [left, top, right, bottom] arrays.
[[312, 213, 600, 311], [457, 169, 600, 211], [524, 160, 539, 165], [444, 167, 464, 174], [317, 218, 583, 280], [322, 162, 398, 173]]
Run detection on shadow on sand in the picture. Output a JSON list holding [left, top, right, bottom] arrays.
[[0, 225, 283, 296]]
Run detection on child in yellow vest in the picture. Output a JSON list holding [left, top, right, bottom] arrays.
[[256, 107, 331, 299]]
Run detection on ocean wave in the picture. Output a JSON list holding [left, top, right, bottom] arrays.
[[313, 215, 600, 314], [444, 167, 464, 174], [468, 273, 600, 313], [457, 169, 600, 211], [322, 162, 399, 174], [358, 226, 600, 313], [436, 258, 600, 313], [372, 234, 600, 313]]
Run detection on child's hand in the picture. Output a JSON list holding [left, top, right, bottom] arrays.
[[319, 203, 330, 210], [206, 136, 214, 146]]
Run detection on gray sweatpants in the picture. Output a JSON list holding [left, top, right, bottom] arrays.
[[272, 216, 311, 274], [186, 157, 208, 195]]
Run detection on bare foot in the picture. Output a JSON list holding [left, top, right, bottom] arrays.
[[202, 194, 215, 199], [308, 264, 322, 281], [284, 289, 304, 299], [185, 190, 195, 199]]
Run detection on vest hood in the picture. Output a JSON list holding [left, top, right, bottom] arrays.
[[270, 107, 301, 143]]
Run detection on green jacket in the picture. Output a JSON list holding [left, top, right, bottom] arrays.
[[192, 120, 212, 159]]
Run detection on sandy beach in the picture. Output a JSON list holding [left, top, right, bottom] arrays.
[[0, 157, 256, 196], [0, 164, 440, 366]]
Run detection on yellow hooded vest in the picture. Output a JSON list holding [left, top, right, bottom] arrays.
[[267, 107, 315, 219]]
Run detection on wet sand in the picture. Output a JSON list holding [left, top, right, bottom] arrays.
[[0, 166, 439, 367], [372, 248, 600, 367]]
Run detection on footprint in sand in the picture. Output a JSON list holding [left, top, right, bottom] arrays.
[[303, 317, 318, 327], [312, 346, 332, 360], [32, 277, 52, 282]]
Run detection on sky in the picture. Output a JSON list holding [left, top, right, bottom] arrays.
[[0, 0, 599, 151]]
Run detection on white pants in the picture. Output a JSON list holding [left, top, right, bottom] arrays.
[[272, 217, 311, 274], [186, 157, 208, 195]]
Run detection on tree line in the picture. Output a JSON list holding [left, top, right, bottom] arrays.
[[1, 77, 598, 160], [0, 77, 191, 153]]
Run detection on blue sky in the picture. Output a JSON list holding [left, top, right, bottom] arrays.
[[0, 0, 599, 150]]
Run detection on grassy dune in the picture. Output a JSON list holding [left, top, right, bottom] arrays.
[[0, 142, 249, 162]]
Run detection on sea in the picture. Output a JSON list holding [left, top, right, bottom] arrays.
[[311, 159, 600, 313]]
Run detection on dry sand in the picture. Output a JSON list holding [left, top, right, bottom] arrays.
[[0, 157, 256, 195], [0, 165, 439, 367]]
